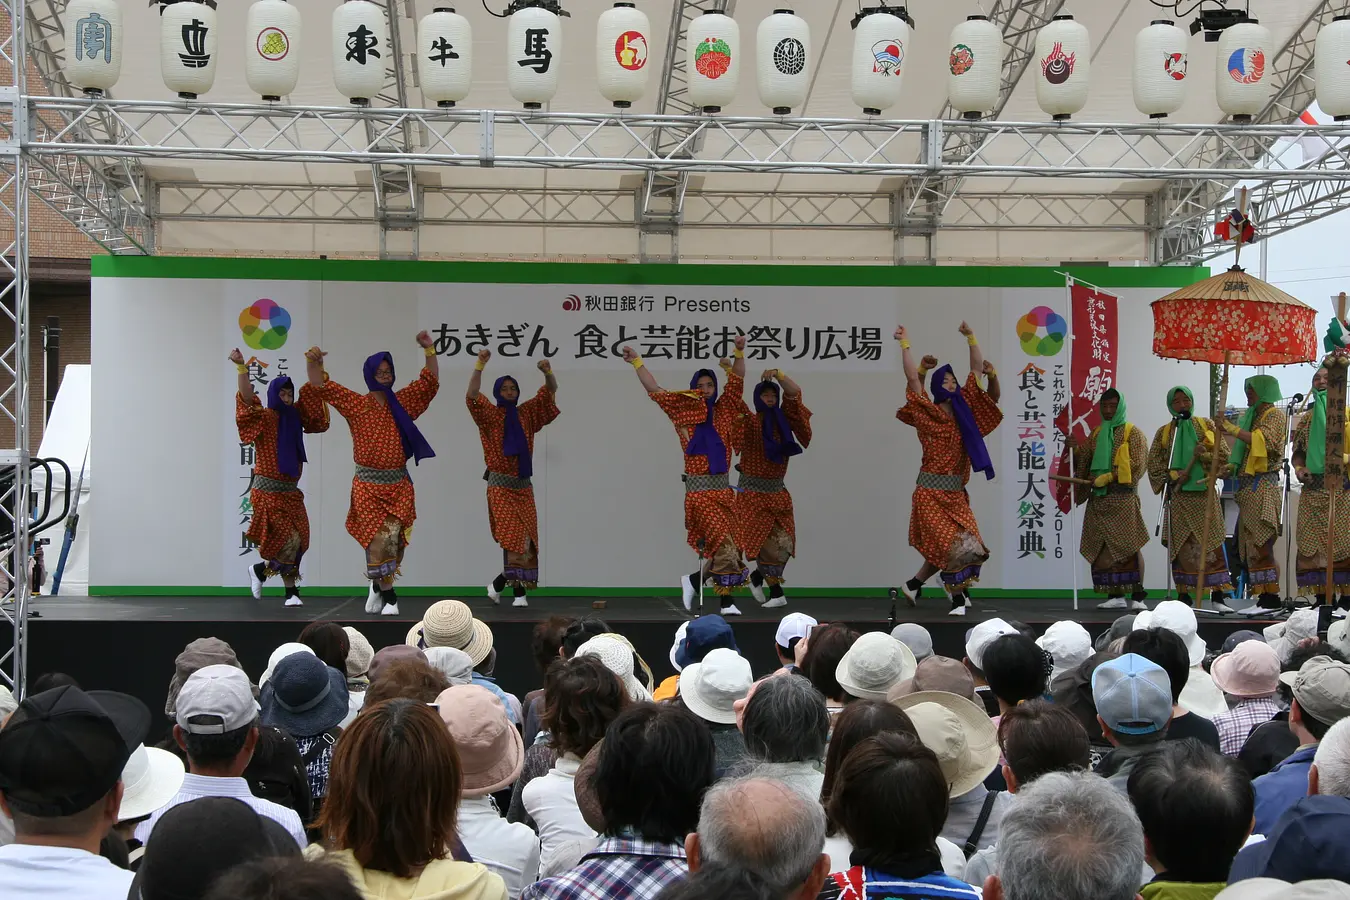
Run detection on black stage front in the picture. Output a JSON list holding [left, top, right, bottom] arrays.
[[9, 594, 1281, 733]]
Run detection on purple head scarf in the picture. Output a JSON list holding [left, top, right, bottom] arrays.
[[266, 377, 306, 478], [930, 364, 994, 480], [754, 381, 802, 464], [493, 375, 531, 478], [685, 369, 728, 475], [363, 352, 435, 465]]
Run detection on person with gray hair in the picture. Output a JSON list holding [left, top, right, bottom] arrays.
[[679, 774, 830, 900], [984, 771, 1146, 900], [736, 674, 830, 797], [1311, 717, 1350, 798]]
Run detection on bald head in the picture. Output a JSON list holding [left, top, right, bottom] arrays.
[[690, 773, 828, 900]]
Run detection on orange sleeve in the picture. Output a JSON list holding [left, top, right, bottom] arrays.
[[519, 385, 560, 435], [395, 367, 440, 420], [962, 373, 1003, 437], [236, 392, 264, 443], [651, 391, 710, 429], [466, 391, 495, 429], [897, 387, 940, 428], [320, 379, 365, 421], [782, 392, 813, 449], [296, 383, 330, 434]]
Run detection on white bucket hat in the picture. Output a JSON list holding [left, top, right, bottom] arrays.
[[835, 632, 917, 701], [679, 648, 752, 725], [1266, 609, 1319, 665], [894, 691, 1000, 797], [116, 743, 186, 822], [1146, 600, 1208, 667], [1038, 621, 1093, 682]]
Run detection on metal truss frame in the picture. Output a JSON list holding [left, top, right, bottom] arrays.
[[364, 0, 420, 259]]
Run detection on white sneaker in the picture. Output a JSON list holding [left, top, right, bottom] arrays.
[[948, 604, 967, 617], [365, 582, 382, 614], [487, 581, 502, 605], [248, 565, 263, 600], [284, 596, 303, 607], [1097, 597, 1128, 610], [512, 595, 529, 608], [748, 577, 767, 606], [721, 603, 742, 616], [1130, 599, 1149, 611], [897, 584, 917, 608], [763, 596, 787, 609], [381, 603, 400, 616], [965, 596, 973, 608], [1211, 601, 1236, 614], [681, 574, 698, 612], [1335, 607, 1349, 619]]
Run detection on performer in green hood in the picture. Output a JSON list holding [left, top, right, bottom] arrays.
[[1292, 366, 1350, 610], [1221, 374, 1287, 610], [1071, 388, 1150, 609], [1147, 385, 1234, 610]]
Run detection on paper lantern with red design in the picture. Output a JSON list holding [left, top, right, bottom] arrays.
[[851, 10, 908, 116], [1216, 19, 1273, 122], [1035, 14, 1089, 120], [1133, 19, 1187, 119], [686, 12, 739, 113], [947, 15, 1002, 119], [597, 2, 650, 108]]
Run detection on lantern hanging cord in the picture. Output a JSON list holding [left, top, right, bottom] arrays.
[[1146, 0, 1247, 19], [483, 0, 508, 18]]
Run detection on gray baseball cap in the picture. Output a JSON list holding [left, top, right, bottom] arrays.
[[1092, 652, 1172, 735], [891, 623, 934, 662], [175, 665, 259, 735], [1279, 656, 1350, 728]]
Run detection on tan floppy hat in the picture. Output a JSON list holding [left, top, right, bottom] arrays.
[[893, 690, 1000, 797], [435, 685, 523, 797], [835, 632, 917, 701], [406, 600, 494, 666]]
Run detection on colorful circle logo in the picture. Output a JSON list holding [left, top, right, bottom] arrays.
[[1016, 306, 1067, 357], [239, 299, 291, 350]]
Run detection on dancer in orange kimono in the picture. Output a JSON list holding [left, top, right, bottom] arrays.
[[895, 323, 1002, 617], [232, 348, 329, 607], [734, 368, 812, 609], [623, 335, 749, 615], [305, 333, 439, 616], [467, 349, 559, 609]]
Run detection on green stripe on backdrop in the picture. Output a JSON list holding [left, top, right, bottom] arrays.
[[92, 256, 1208, 289], [90, 585, 1084, 599]]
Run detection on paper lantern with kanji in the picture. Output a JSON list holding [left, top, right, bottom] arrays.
[[1133, 19, 1187, 119], [851, 10, 907, 116], [245, 0, 301, 101], [1035, 14, 1089, 120], [65, 0, 123, 96], [1317, 15, 1350, 121], [947, 15, 1002, 119], [418, 7, 472, 108], [1216, 19, 1273, 122], [596, 2, 649, 109], [757, 9, 810, 115], [332, 0, 387, 104], [507, 4, 561, 110], [159, 0, 218, 99], [687, 12, 739, 113]]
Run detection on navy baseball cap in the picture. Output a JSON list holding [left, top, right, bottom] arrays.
[[1229, 795, 1350, 884], [675, 615, 738, 670]]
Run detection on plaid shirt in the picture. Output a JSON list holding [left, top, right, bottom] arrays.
[[520, 836, 687, 900], [1214, 697, 1283, 757]]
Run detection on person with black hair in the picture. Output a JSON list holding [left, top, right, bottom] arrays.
[[798, 623, 860, 723], [134, 666, 305, 847], [981, 634, 1047, 715], [203, 856, 365, 900], [1122, 628, 1220, 751], [1127, 741, 1254, 899], [523, 616, 576, 747], [523, 702, 716, 900]]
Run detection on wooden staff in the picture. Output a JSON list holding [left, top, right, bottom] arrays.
[[1196, 351, 1232, 607], [1049, 473, 1094, 486], [1325, 293, 1349, 602]]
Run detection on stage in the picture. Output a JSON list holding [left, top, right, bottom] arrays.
[[7, 592, 1280, 737]]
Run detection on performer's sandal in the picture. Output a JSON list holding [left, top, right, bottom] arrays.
[[721, 603, 742, 616], [747, 569, 767, 606], [948, 594, 967, 617], [1097, 596, 1128, 610], [365, 582, 383, 614], [512, 590, 529, 608], [248, 564, 265, 601], [680, 574, 698, 612]]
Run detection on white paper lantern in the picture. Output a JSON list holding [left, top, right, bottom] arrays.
[[64, 0, 122, 96], [1316, 15, 1350, 121], [332, 0, 387, 104], [158, 0, 217, 99], [1133, 19, 1187, 119], [245, 0, 301, 101], [947, 14, 1002, 119], [596, 2, 649, 109], [686, 12, 739, 113], [850, 10, 908, 116], [507, 4, 560, 110], [1034, 14, 1089, 120], [418, 7, 472, 108], [1216, 18, 1273, 122], [756, 9, 809, 115]]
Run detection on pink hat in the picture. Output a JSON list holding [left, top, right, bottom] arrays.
[[434, 685, 523, 796], [1211, 640, 1281, 699]]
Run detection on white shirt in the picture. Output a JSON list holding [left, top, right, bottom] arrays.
[[457, 794, 540, 899], [1180, 666, 1228, 720], [134, 773, 307, 847], [0, 843, 135, 900], [522, 754, 595, 875]]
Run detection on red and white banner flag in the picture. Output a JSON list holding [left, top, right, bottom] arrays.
[[1052, 282, 1119, 513]]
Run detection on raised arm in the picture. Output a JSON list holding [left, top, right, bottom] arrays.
[[304, 345, 327, 388], [539, 358, 558, 394], [959, 321, 985, 378], [416, 330, 438, 380], [230, 348, 255, 399], [982, 359, 1001, 405], [732, 334, 746, 381], [468, 348, 490, 401], [775, 368, 802, 398], [622, 345, 663, 393], [895, 326, 923, 396]]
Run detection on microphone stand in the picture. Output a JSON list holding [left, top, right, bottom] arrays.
[[888, 588, 898, 632], [1156, 415, 1181, 602]]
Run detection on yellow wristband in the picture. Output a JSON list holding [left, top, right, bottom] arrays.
[[917, 366, 930, 379], [900, 339, 911, 350], [424, 345, 436, 358], [967, 334, 978, 346], [773, 369, 784, 380], [733, 348, 745, 359], [474, 360, 485, 371], [630, 357, 645, 370], [235, 363, 248, 374]]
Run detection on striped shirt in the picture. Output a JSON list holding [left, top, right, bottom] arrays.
[[133, 774, 307, 847], [1214, 697, 1283, 757]]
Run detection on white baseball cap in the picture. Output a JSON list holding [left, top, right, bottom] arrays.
[[1148, 600, 1207, 667], [1038, 621, 1093, 682], [175, 664, 260, 734], [775, 613, 817, 652], [965, 618, 1017, 671]]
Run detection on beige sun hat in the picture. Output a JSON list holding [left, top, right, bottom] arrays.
[[576, 634, 652, 702], [406, 600, 494, 666], [893, 690, 1000, 797], [835, 632, 917, 701]]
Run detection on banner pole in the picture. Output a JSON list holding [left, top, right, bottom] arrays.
[[1066, 273, 1080, 613]]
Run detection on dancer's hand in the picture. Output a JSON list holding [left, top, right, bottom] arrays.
[[894, 326, 907, 343], [415, 330, 433, 349], [304, 346, 326, 363], [621, 346, 638, 363], [982, 360, 996, 377], [921, 354, 939, 371], [537, 359, 552, 374], [1296, 466, 1310, 482], [761, 369, 779, 382], [228, 348, 245, 366], [958, 321, 973, 337], [1169, 469, 1183, 482], [734, 334, 747, 352], [1221, 419, 1240, 435], [718, 357, 732, 371], [477, 348, 492, 365]]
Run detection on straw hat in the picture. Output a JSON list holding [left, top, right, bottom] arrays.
[[894, 690, 1000, 797], [406, 600, 494, 666], [342, 627, 375, 680], [576, 635, 652, 702]]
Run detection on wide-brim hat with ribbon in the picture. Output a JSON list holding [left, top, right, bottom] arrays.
[[406, 600, 494, 667], [260, 653, 349, 737]]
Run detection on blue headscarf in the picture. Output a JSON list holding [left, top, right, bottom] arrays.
[[930, 364, 995, 480], [754, 381, 802, 464], [685, 369, 728, 475], [363, 352, 435, 465], [493, 375, 531, 478], [267, 376, 305, 479]]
